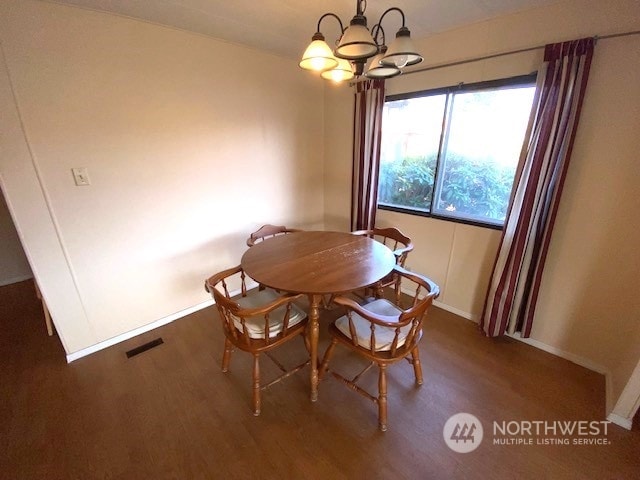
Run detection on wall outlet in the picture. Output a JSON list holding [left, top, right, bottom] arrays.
[[72, 167, 91, 186]]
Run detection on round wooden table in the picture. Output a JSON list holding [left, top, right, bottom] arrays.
[[241, 231, 396, 401]]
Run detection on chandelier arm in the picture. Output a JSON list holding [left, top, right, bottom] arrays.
[[357, 0, 367, 16], [371, 24, 387, 47], [316, 13, 345, 35], [376, 7, 406, 29]]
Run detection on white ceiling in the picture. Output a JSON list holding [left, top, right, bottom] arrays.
[[52, 0, 559, 60]]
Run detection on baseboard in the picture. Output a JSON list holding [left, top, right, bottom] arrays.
[[507, 332, 610, 375], [433, 300, 479, 323], [507, 331, 619, 421], [607, 413, 633, 430], [607, 358, 640, 430], [64, 281, 259, 363], [0, 274, 33, 287], [66, 298, 215, 363], [430, 304, 612, 381], [398, 284, 479, 323]]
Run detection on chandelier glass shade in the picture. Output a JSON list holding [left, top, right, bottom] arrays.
[[299, 33, 339, 72], [335, 19, 378, 59], [364, 45, 401, 78], [321, 57, 355, 82], [381, 27, 424, 67]]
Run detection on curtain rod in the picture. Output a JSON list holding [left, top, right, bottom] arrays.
[[400, 29, 640, 77]]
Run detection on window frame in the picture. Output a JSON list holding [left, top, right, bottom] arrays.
[[377, 73, 538, 230]]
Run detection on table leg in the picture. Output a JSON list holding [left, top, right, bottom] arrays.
[[308, 294, 321, 402]]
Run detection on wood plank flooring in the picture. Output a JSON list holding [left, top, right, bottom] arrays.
[[1, 280, 638, 479]]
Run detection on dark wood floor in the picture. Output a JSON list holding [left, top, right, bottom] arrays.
[[1, 280, 638, 479]]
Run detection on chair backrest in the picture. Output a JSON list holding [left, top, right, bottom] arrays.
[[205, 265, 304, 347], [351, 227, 414, 266], [246, 224, 301, 247], [333, 265, 439, 357]]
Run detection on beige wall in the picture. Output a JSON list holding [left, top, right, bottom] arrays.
[[0, 0, 325, 354], [324, 0, 640, 413], [0, 188, 32, 286], [323, 84, 353, 232]]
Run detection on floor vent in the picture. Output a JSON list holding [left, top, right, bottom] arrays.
[[126, 338, 164, 358]]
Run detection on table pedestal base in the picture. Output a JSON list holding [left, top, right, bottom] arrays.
[[308, 294, 321, 402]]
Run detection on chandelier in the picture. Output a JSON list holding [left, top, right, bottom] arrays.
[[299, 0, 423, 83]]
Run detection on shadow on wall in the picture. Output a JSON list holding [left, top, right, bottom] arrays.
[[162, 229, 252, 302], [324, 213, 351, 232], [469, 234, 502, 320], [165, 218, 326, 303]]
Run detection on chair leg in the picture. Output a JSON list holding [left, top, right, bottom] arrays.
[[221, 338, 233, 373], [411, 347, 423, 385], [319, 339, 338, 380], [252, 354, 261, 416], [378, 364, 388, 432]]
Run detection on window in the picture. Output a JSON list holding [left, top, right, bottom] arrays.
[[378, 75, 536, 228]]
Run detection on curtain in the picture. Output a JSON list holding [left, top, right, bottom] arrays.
[[351, 79, 385, 231], [480, 38, 595, 338]]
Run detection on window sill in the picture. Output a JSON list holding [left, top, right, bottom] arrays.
[[377, 204, 504, 231]]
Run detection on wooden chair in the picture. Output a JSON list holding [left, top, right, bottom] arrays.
[[351, 227, 414, 303], [205, 265, 309, 416], [319, 265, 439, 431], [246, 224, 301, 247]]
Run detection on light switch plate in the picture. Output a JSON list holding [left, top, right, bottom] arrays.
[[72, 167, 91, 186]]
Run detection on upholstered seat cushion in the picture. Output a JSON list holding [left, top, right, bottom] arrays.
[[233, 289, 305, 339], [335, 298, 411, 351]]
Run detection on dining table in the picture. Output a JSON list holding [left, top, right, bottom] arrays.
[[241, 230, 396, 402]]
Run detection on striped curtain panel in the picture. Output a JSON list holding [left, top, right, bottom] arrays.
[[480, 38, 595, 338], [351, 79, 385, 231]]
